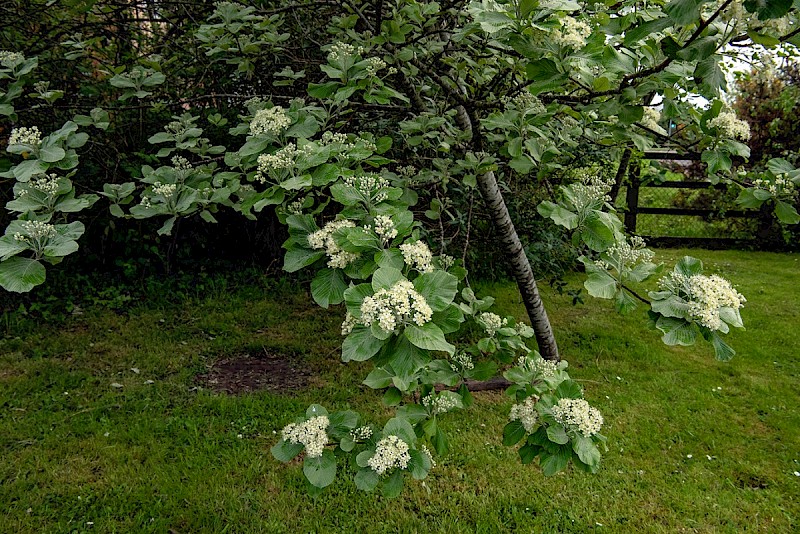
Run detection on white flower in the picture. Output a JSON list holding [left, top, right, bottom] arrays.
[[255, 144, 297, 182], [595, 235, 654, 271], [478, 312, 507, 336], [360, 280, 433, 333], [8, 126, 42, 147], [399, 241, 434, 273], [281, 415, 329, 458], [0, 50, 24, 66], [327, 42, 364, 62], [641, 107, 667, 135], [567, 171, 614, 211], [420, 444, 436, 469], [350, 426, 373, 441], [552, 16, 592, 49], [368, 215, 398, 244], [343, 174, 390, 203], [152, 182, 177, 198], [171, 155, 192, 170], [367, 435, 411, 475], [250, 106, 291, 136], [365, 56, 387, 76], [659, 272, 746, 331], [516, 354, 559, 380], [450, 351, 474, 372], [707, 110, 751, 140], [341, 311, 357, 336], [13, 220, 57, 247], [503, 92, 546, 115], [551, 398, 604, 438], [307, 219, 360, 269], [17, 173, 60, 197], [509, 396, 539, 433], [422, 392, 459, 415]]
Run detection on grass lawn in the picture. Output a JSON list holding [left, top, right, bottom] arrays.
[[1, 249, 798, 533]]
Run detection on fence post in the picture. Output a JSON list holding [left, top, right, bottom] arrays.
[[624, 160, 640, 234]]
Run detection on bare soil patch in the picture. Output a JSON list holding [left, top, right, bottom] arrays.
[[197, 349, 311, 394]]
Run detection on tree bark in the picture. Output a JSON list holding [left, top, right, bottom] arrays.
[[455, 106, 560, 360]]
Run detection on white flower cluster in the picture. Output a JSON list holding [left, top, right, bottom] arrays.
[[152, 182, 177, 198], [255, 144, 297, 182], [364, 215, 397, 244], [13, 220, 57, 244], [516, 355, 559, 380], [553, 16, 592, 49], [707, 110, 751, 140], [281, 415, 330, 458], [551, 398, 603, 437], [569, 172, 614, 211], [399, 241, 434, 273], [420, 444, 436, 469], [422, 392, 459, 415], [439, 254, 455, 271], [0, 50, 24, 65], [752, 176, 796, 199], [396, 165, 417, 178], [659, 272, 746, 331], [641, 107, 667, 134], [351, 426, 373, 441], [688, 274, 746, 331], [509, 396, 540, 433], [250, 106, 292, 136], [307, 219, 360, 269], [595, 235, 654, 271], [286, 200, 304, 215], [171, 155, 192, 170], [478, 312, 507, 336], [341, 311, 357, 336], [327, 42, 365, 62], [9, 126, 42, 147], [515, 321, 534, 337], [450, 351, 474, 372], [718, 0, 795, 35], [365, 56, 387, 76], [343, 174, 390, 203], [503, 92, 546, 115], [367, 435, 411, 475], [360, 280, 433, 332], [17, 174, 60, 197]]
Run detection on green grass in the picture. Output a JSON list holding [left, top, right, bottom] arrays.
[[1, 250, 798, 533]]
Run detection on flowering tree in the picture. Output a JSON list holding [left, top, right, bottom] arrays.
[[2, 0, 798, 495]]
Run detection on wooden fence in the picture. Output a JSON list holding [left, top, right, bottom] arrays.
[[623, 151, 771, 249]]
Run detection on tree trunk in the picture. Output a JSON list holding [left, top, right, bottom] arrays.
[[455, 106, 560, 360]]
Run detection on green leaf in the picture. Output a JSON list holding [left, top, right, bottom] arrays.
[[408, 449, 431, 480], [383, 387, 402, 406], [775, 201, 800, 225], [39, 145, 65, 163], [354, 467, 380, 492], [665, 0, 701, 25], [344, 283, 373, 317], [537, 201, 579, 229], [363, 367, 394, 389], [12, 159, 49, 182], [431, 426, 448, 456], [239, 136, 272, 157], [744, 0, 792, 20], [372, 266, 404, 292], [431, 305, 464, 334], [580, 211, 618, 252], [270, 439, 304, 462], [303, 449, 336, 488], [283, 248, 324, 273], [584, 268, 617, 299], [375, 249, 404, 270], [650, 295, 690, 319], [572, 434, 601, 470], [383, 417, 416, 445], [709, 331, 735, 361], [404, 323, 454, 355], [342, 326, 385, 362], [675, 256, 703, 277], [413, 271, 458, 312], [0, 257, 46, 293], [518, 444, 540, 464], [614, 289, 638, 315], [381, 469, 404, 498], [547, 425, 569, 445], [656, 316, 698, 346], [694, 55, 727, 93], [540, 445, 572, 476], [0, 235, 27, 261], [503, 420, 527, 446], [555, 380, 583, 399], [310, 268, 347, 308]]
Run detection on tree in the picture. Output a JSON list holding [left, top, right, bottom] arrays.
[[1, 0, 794, 494]]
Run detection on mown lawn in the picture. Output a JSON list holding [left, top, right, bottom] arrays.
[[1, 249, 798, 533]]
